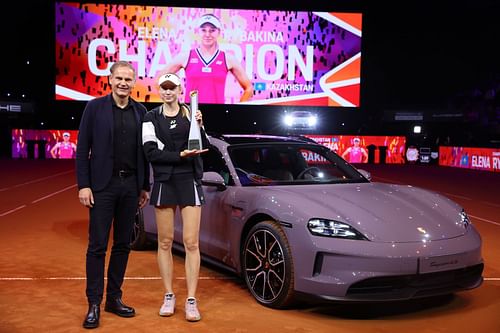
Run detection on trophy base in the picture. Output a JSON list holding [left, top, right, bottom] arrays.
[[188, 139, 201, 150]]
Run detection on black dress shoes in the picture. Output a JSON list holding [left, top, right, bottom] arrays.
[[104, 297, 135, 317], [83, 304, 100, 329]]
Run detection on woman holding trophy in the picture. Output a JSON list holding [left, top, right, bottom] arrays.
[[142, 73, 208, 322]]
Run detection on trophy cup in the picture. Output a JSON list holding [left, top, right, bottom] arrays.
[[188, 90, 202, 150]]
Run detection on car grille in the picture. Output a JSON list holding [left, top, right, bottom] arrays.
[[346, 263, 484, 300]]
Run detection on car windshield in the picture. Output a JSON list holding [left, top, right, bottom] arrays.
[[228, 142, 368, 186]]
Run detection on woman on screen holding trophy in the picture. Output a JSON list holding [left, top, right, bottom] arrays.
[[142, 73, 209, 322]]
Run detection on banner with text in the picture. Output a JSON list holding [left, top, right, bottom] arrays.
[[55, 2, 362, 106], [439, 146, 500, 172]]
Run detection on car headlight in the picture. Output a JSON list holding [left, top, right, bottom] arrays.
[[307, 218, 368, 240], [459, 210, 471, 229]]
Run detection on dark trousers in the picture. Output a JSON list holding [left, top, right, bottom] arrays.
[[85, 175, 138, 305]]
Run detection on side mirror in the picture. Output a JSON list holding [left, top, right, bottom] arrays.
[[202, 171, 227, 191], [357, 169, 371, 181]]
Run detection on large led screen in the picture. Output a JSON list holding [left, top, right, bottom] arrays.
[[55, 2, 362, 106], [439, 146, 500, 172], [306, 134, 407, 164], [12, 129, 78, 159]]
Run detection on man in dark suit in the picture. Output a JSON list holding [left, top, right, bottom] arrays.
[[76, 61, 150, 329]]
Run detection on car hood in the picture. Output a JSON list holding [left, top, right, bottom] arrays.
[[253, 182, 466, 243]]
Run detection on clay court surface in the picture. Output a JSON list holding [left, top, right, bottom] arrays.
[[0, 159, 498, 332]]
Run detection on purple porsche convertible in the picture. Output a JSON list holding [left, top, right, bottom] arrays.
[[132, 134, 483, 308]]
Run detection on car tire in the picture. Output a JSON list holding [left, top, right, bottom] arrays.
[[130, 208, 148, 250], [242, 220, 295, 308]]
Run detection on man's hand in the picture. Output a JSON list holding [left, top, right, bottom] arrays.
[[138, 190, 150, 209], [78, 188, 94, 208]]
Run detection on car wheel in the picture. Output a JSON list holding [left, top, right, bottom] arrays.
[[242, 220, 295, 308], [130, 208, 148, 250]]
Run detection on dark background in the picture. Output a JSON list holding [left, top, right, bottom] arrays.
[[1, 0, 499, 157]]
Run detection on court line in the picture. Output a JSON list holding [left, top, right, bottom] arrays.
[[0, 205, 27, 217], [439, 192, 500, 209], [0, 184, 77, 217], [0, 170, 74, 192], [0, 276, 496, 281], [442, 192, 473, 201], [0, 276, 237, 281], [31, 184, 77, 204], [469, 214, 500, 226]]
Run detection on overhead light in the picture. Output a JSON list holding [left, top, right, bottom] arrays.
[[413, 125, 422, 134]]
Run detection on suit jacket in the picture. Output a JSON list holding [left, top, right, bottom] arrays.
[[76, 94, 150, 193]]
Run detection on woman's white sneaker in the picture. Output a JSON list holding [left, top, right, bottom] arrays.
[[159, 293, 176, 316], [185, 297, 201, 322]]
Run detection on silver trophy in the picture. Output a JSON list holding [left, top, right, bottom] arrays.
[[188, 90, 202, 150]]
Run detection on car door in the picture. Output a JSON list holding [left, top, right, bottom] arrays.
[[200, 147, 234, 263]]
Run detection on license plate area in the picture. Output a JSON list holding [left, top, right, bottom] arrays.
[[419, 254, 463, 273]]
